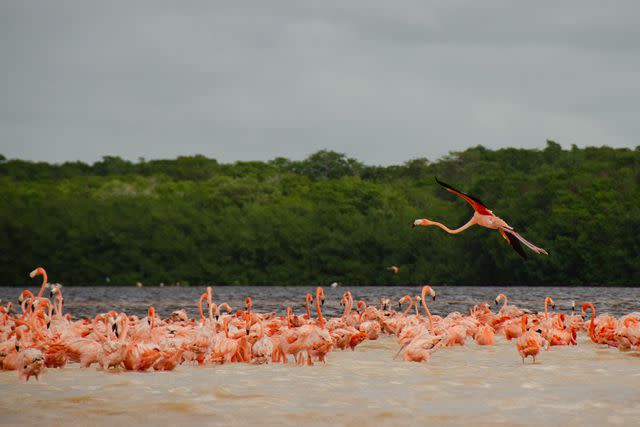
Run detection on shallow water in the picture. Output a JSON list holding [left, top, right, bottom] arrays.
[[1, 336, 639, 426], [1, 286, 639, 426]]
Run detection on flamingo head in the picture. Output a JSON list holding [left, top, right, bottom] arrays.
[[18, 290, 33, 303], [412, 219, 432, 228], [147, 306, 156, 325], [316, 287, 325, 306], [245, 297, 252, 309], [29, 267, 45, 279], [571, 300, 576, 312], [398, 295, 411, 309], [422, 285, 436, 301]]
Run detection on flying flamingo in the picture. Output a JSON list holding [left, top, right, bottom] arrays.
[[413, 178, 548, 259]]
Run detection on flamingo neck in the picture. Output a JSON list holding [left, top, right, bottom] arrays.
[[400, 297, 412, 319], [305, 295, 312, 320], [342, 296, 352, 320], [56, 290, 64, 318], [149, 309, 156, 329], [586, 303, 597, 342], [20, 291, 35, 320], [429, 217, 477, 234], [315, 291, 325, 329], [357, 301, 366, 322], [544, 297, 551, 320], [521, 315, 527, 333], [198, 294, 206, 322], [224, 319, 230, 338], [208, 303, 217, 323], [421, 289, 434, 334], [120, 317, 129, 342], [36, 270, 48, 300], [498, 294, 507, 310]]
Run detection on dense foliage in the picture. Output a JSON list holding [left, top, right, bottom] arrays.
[[1, 142, 639, 286]]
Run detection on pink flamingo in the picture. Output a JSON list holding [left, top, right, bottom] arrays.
[[299, 287, 333, 365], [17, 347, 45, 381], [582, 302, 618, 347], [357, 301, 381, 340], [516, 315, 544, 364], [251, 319, 274, 364], [413, 178, 548, 258], [475, 324, 495, 345]]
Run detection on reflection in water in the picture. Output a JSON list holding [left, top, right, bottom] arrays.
[[1, 286, 639, 426]]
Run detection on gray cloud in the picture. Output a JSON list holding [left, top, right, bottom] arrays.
[[1, 1, 638, 165]]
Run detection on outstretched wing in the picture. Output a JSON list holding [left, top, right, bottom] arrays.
[[435, 177, 493, 215], [499, 228, 527, 259]]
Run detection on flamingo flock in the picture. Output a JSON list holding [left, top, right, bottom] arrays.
[[1, 267, 639, 382]]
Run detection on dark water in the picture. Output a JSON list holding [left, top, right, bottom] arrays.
[[2, 285, 639, 318]]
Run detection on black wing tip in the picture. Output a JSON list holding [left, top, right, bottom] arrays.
[[434, 176, 449, 187], [504, 232, 527, 260]]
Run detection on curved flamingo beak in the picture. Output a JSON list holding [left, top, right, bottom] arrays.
[[29, 269, 39, 278]]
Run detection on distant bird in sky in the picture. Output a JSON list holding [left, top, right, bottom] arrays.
[[413, 178, 548, 259]]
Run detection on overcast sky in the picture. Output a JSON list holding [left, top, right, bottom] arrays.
[[1, 1, 638, 165]]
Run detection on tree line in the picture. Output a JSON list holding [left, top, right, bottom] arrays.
[[1, 141, 639, 286]]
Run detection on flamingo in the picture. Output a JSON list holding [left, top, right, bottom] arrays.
[[251, 319, 274, 364], [582, 302, 618, 347], [413, 178, 548, 258], [387, 265, 399, 274], [515, 315, 545, 364], [357, 301, 381, 340], [474, 325, 495, 345], [299, 287, 333, 365], [17, 347, 45, 381]]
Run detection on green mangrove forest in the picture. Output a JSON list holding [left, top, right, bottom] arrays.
[[1, 141, 639, 286]]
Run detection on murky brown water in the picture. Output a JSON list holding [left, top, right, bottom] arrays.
[[1, 286, 639, 426], [1, 335, 639, 426]]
